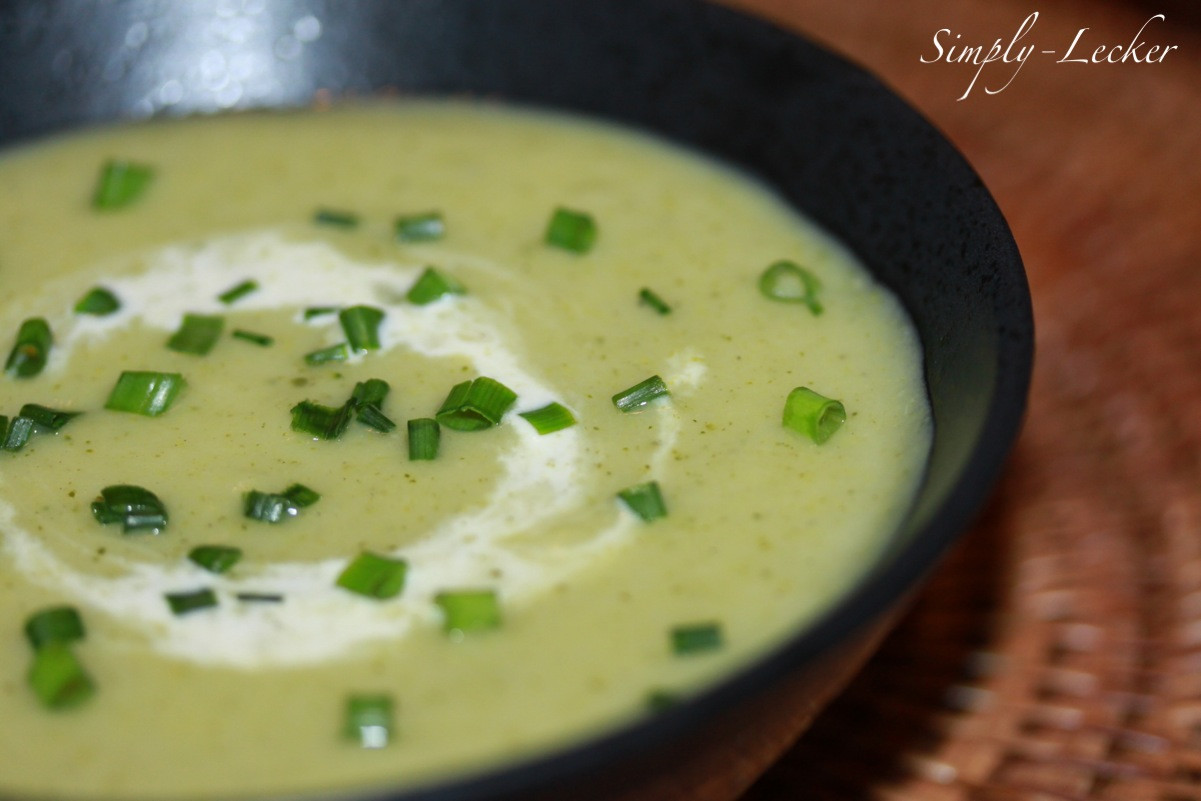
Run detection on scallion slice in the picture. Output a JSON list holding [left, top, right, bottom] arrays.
[[314, 208, 360, 229], [91, 484, 169, 534], [166, 313, 224, 356], [283, 483, 321, 508], [545, 206, 597, 253], [356, 404, 396, 433], [5, 318, 52, 379], [19, 403, 81, 432], [24, 607, 85, 650], [758, 260, 823, 315], [646, 689, 681, 712], [670, 622, 724, 656], [394, 211, 445, 242], [165, 588, 218, 616], [74, 287, 121, 316], [92, 160, 154, 210], [0, 404, 80, 452], [232, 329, 274, 347], [2, 416, 34, 452], [351, 379, 395, 432], [91, 485, 167, 530], [290, 399, 354, 440], [27, 642, 95, 709], [406, 267, 466, 305], [217, 279, 258, 305], [303, 306, 339, 320], [638, 288, 672, 315], [339, 305, 385, 352], [617, 481, 668, 522], [236, 592, 284, 603], [612, 375, 670, 413], [350, 378, 388, 407], [435, 376, 517, 432], [518, 402, 576, 435], [104, 371, 185, 416], [188, 545, 243, 574], [434, 589, 501, 635], [304, 342, 350, 366], [406, 418, 440, 461], [243, 491, 299, 524], [345, 693, 394, 749], [336, 552, 408, 600], [242, 483, 319, 522], [782, 387, 846, 445]]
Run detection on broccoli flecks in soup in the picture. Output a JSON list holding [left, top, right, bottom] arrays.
[[0, 102, 931, 799]]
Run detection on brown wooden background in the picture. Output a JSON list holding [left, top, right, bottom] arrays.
[[719, 1, 1201, 798]]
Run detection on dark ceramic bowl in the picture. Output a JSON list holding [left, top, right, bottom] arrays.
[[0, 2, 1032, 800]]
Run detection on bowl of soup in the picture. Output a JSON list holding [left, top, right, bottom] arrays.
[[0, 2, 1032, 800]]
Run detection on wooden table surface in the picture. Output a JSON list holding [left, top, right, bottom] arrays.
[[714, 1, 1201, 798]]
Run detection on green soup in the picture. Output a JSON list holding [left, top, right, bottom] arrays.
[[0, 102, 930, 799]]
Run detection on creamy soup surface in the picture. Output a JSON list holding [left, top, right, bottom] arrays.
[[0, 102, 930, 799]]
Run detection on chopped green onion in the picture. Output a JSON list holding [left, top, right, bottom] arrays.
[[165, 588, 218, 616], [24, 607, 85, 650], [92, 160, 154, 210], [283, 483, 321, 508], [345, 693, 395, 749], [91, 484, 169, 534], [188, 545, 243, 574], [434, 589, 502, 635], [166, 313, 224, 356], [0, 404, 80, 453], [217, 279, 258, 305], [351, 379, 395, 432], [407, 418, 440, 461], [758, 260, 823, 315], [5, 318, 52, 378], [545, 206, 597, 253], [612, 375, 670, 412], [232, 329, 274, 347], [104, 371, 185, 416], [351, 379, 389, 408], [435, 376, 517, 432], [314, 208, 360, 228], [27, 642, 95, 709], [290, 399, 355, 440], [670, 622, 724, 656], [356, 404, 396, 433], [394, 211, 445, 242], [304, 342, 351, 366], [646, 689, 681, 712], [19, 403, 81, 431], [782, 387, 846, 445], [303, 306, 339, 320], [336, 552, 408, 600], [406, 267, 466, 305], [339, 305, 385, 352], [617, 481, 668, 522], [638, 288, 672, 315], [74, 287, 121, 316], [243, 490, 299, 524], [236, 592, 284, 603], [2, 416, 34, 452], [518, 402, 576, 435]]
